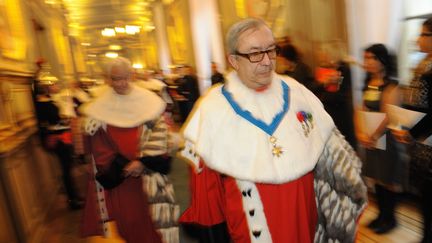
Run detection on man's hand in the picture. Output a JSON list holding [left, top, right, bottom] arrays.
[[357, 133, 376, 149], [392, 129, 413, 144], [323, 70, 342, 85], [123, 160, 144, 177]]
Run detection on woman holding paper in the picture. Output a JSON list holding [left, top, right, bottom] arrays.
[[355, 43, 402, 234], [396, 17, 432, 243]]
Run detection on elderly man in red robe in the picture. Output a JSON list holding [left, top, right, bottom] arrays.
[[179, 18, 367, 243], [80, 57, 165, 242]]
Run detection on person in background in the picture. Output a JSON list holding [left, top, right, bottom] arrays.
[[211, 62, 225, 85], [276, 43, 314, 90], [80, 57, 168, 243], [179, 18, 366, 243], [135, 69, 174, 106], [176, 65, 200, 122], [313, 42, 357, 149], [355, 43, 402, 234], [135, 69, 176, 132], [70, 81, 91, 162], [34, 80, 83, 210], [395, 17, 432, 243], [31, 57, 45, 100], [72, 81, 91, 109]]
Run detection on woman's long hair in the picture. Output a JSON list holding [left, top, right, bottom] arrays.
[[363, 43, 398, 90]]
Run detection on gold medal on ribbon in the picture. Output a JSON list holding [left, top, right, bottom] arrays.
[[269, 136, 283, 157]]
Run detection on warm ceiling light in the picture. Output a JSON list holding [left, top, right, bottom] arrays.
[[115, 27, 125, 33], [68, 23, 81, 29], [101, 28, 116, 37], [125, 25, 140, 35], [133, 63, 143, 69], [105, 52, 118, 58], [109, 45, 122, 50], [145, 25, 155, 31], [81, 43, 91, 46]]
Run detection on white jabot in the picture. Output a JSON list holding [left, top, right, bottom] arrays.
[[181, 71, 335, 184], [81, 84, 166, 128]]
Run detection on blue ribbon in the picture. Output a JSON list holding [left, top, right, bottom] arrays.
[[221, 81, 290, 135]]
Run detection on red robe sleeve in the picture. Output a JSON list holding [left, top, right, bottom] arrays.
[[179, 162, 226, 226]]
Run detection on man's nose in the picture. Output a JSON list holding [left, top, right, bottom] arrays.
[[118, 78, 128, 86], [260, 52, 272, 65]]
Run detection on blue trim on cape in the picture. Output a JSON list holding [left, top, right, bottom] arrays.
[[221, 81, 290, 135]]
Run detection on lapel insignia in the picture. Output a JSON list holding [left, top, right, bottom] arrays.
[[296, 111, 314, 137]]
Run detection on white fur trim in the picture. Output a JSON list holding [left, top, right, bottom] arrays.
[[236, 180, 272, 243], [90, 155, 111, 237], [180, 140, 200, 172], [83, 118, 106, 135], [81, 84, 166, 128], [181, 72, 335, 183]]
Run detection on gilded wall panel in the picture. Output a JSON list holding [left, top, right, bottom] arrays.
[[0, 0, 26, 61], [0, 75, 35, 134], [217, 0, 348, 69], [3, 151, 39, 236], [10, 84, 35, 123], [166, 0, 195, 65], [29, 137, 61, 202], [0, 176, 17, 243], [0, 77, 16, 128], [1, 140, 58, 242]]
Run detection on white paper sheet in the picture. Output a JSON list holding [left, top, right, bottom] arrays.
[[423, 136, 432, 146], [357, 111, 386, 150], [386, 104, 426, 129], [386, 105, 431, 146]]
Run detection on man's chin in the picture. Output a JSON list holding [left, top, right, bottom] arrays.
[[115, 89, 131, 95], [257, 73, 273, 85]]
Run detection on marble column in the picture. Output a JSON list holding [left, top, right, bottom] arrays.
[[188, 0, 225, 93], [153, 1, 172, 74]]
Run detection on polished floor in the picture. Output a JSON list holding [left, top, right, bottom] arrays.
[[40, 155, 424, 243]]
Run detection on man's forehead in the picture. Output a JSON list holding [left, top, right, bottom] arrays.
[[111, 66, 130, 75], [237, 26, 275, 50]]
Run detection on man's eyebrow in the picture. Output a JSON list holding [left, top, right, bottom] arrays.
[[246, 43, 277, 52]]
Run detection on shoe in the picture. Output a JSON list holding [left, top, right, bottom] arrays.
[[373, 219, 397, 234], [420, 235, 432, 243], [367, 217, 382, 230], [68, 199, 84, 210]]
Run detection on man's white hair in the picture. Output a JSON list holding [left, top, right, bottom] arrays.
[[226, 18, 269, 55], [105, 57, 132, 78]]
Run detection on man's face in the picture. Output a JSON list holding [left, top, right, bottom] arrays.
[[48, 83, 60, 94], [211, 63, 217, 73], [228, 25, 276, 90], [108, 66, 132, 95]]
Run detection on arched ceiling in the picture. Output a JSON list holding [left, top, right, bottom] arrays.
[[62, 0, 155, 56]]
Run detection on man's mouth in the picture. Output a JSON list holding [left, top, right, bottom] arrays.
[[257, 69, 272, 75]]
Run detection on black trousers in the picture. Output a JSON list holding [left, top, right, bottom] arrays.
[[54, 142, 79, 201], [421, 178, 432, 243], [183, 223, 231, 243]]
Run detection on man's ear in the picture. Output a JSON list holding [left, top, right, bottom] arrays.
[[105, 78, 112, 87], [228, 55, 239, 70]]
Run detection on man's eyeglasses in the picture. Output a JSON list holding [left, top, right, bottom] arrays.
[[420, 32, 432, 37], [235, 47, 279, 63], [111, 75, 130, 81]]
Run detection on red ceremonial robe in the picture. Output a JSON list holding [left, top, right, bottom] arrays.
[[80, 125, 161, 243], [180, 164, 317, 243]]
